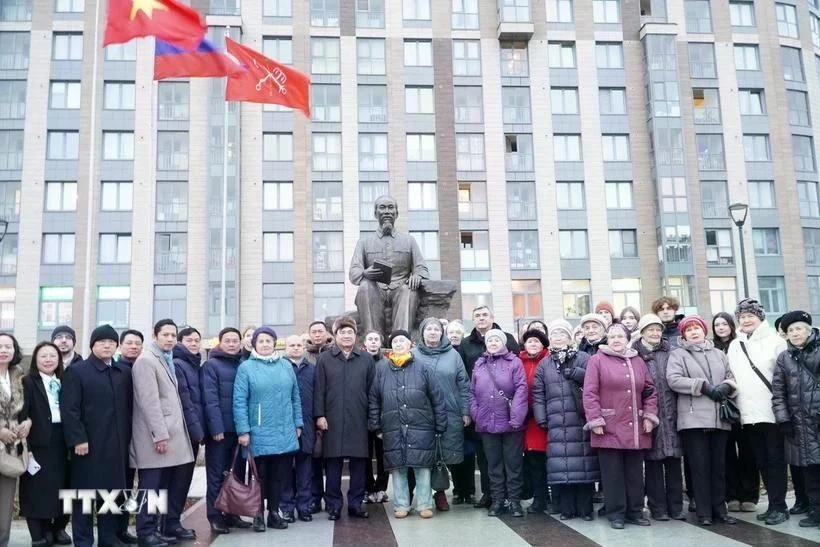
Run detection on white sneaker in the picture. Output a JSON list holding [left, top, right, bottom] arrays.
[[366, 492, 378, 504]]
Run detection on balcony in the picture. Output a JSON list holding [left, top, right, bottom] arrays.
[[155, 251, 187, 274], [0, 2, 31, 21], [697, 155, 725, 171], [356, 10, 385, 28], [359, 107, 388, 124], [156, 200, 188, 222], [497, 4, 534, 40], [458, 201, 488, 220], [208, 1, 239, 15], [158, 103, 189, 122]]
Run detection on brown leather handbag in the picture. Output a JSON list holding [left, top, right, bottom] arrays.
[[215, 446, 261, 518]]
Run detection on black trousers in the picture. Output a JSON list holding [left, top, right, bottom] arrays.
[[482, 432, 524, 503], [645, 457, 683, 516], [256, 454, 291, 515], [72, 499, 119, 547], [683, 457, 693, 500], [803, 464, 820, 514], [476, 436, 491, 498], [365, 433, 389, 493], [523, 450, 548, 503], [136, 464, 190, 538], [118, 466, 136, 534], [746, 423, 788, 512], [281, 452, 313, 514], [792, 465, 810, 506], [682, 429, 729, 520], [451, 453, 476, 498], [205, 434, 243, 522], [311, 457, 325, 506], [557, 483, 593, 518], [325, 457, 366, 513], [26, 515, 71, 542], [164, 442, 199, 531], [725, 423, 759, 504], [597, 449, 644, 522]]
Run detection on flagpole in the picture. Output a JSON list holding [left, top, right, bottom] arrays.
[[81, 0, 104, 347], [220, 27, 230, 330]]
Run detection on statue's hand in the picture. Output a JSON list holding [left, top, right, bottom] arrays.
[[362, 266, 382, 280], [407, 274, 422, 290]]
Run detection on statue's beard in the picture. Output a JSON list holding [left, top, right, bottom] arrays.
[[381, 219, 394, 235]]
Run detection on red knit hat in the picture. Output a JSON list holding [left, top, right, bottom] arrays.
[[678, 315, 708, 336], [595, 301, 616, 318]]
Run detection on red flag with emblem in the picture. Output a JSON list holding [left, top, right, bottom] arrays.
[[225, 38, 311, 118], [104, 0, 206, 50]]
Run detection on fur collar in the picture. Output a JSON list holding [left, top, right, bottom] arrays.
[[0, 366, 24, 432], [598, 344, 638, 359]]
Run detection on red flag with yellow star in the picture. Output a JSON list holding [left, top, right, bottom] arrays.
[[103, 0, 206, 51]]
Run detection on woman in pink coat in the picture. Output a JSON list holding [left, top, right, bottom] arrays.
[[583, 323, 659, 530]]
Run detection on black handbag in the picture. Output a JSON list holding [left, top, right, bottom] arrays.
[[430, 437, 450, 492], [719, 397, 741, 425]]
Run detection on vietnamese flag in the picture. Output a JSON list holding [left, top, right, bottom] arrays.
[[104, 0, 206, 51], [154, 38, 244, 80], [225, 38, 311, 118]]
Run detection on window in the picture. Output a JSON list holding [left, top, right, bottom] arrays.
[[513, 280, 542, 319], [359, 133, 388, 171], [156, 131, 187, 169], [813, 14, 820, 47], [551, 87, 579, 114], [408, 182, 437, 210], [458, 182, 487, 219], [156, 181, 186, 220], [705, 229, 733, 265], [404, 0, 430, 20], [313, 232, 344, 271], [653, 81, 680, 117], [689, 42, 716, 78], [42, 233, 74, 264], [500, 0, 530, 22], [661, 176, 688, 212], [357, 38, 385, 75], [502, 88, 531, 123], [729, 0, 754, 26], [701, 180, 728, 218], [0, 32, 29, 70], [310, 0, 340, 27], [263, 133, 293, 162], [96, 286, 129, 328], [548, 42, 576, 68], [263, 37, 293, 65], [805, 228, 820, 265], [460, 231, 490, 269], [739, 89, 765, 115], [263, 182, 293, 211], [103, 131, 134, 161], [0, 183, 20, 222], [782, 46, 805, 82], [411, 231, 441, 278], [500, 42, 529, 77], [105, 41, 136, 61], [263, 232, 294, 262], [158, 81, 189, 121], [314, 283, 345, 319], [0, 131, 22, 170], [313, 182, 343, 221], [99, 234, 131, 264], [696, 133, 725, 170], [562, 280, 591, 318], [758, 277, 787, 315], [97, 181, 133, 213], [734, 44, 759, 70], [0, 236, 16, 275], [311, 38, 340, 74], [357, 0, 385, 28], [103, 82, 135, 110], [753, 228, 781, 255], [0, 81, 25, 119], [509, 231, 539, 269], [406, 134, 436, 161], [547, 0, 573, 21], [799, 181, 820, 217], [655, 127, 684, 164], [263, 0, 291, 16], [596, 43, 623, 68], [553, 134, 581, 161], [505, 134, 534, 171], [452, 0, 479, 28], [47, 131, 79, 160], [749, 180, 775, 208], [45, 182, 77, 211], [609, 230, 637, 258], [263, 284, 294, 326], [685, 0, 712, 32], [593, 0, 619, 22], [38, 287, 72, 329], [710, 278, 738, 313], [556, 182, 584, 209], [454, 87, 483, 123], [313, 134, 342, 171], [613, 278, 642, 311], [406, 86, 434, 114], [599, 88, 626, 114], [776, 3, 798, 38], [559, 230, 588, 259], [311, 84, 341, 122], [52, 33, 82, 60], [56, 0, 84, 12], [811, 277, 820, 315], [664, 225, 692, 263], [794, 135, 816, 172], [692, 88, 720, 124], [358, 85, 387, 123], [602, 134, 630, 161], [360, 182, 388, 220], [455, 134, 486, 171], [743, 135, 770, 162], [507, 182, 536, 219], [49, 81, 81, 109], [453, 40, 481, 76], [788, 90, 810, 127], [404, 40, 432, 66], [153, 285, 186, 325]]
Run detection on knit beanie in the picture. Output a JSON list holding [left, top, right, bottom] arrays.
[[678, 315, 709, 336], [333, 316, 357, 334], [388, 329, 412, 347], [548, 319, 573, 341], [89, 325, 119, 349], [251, 326, 278, 348], [735, 298, 766, 321], [579, 313, 607, 331], [521, 329, 549, 348], [52, 325, 77, 343], [484, 329, 506, 344], [637, 313, 663, 334], [595, 301, 616, 319], [779, 310, 812, 333]]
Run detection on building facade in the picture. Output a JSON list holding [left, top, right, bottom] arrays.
[[0, 0, 819, 349]]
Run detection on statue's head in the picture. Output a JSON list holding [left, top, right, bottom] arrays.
[[373, 195, 399, 233]]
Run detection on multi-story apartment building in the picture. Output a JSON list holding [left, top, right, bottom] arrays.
[[1, 0, 819, 349]]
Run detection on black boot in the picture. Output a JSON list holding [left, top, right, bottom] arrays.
[[252, 516, 266, 533], [267, 512, 288, 529]]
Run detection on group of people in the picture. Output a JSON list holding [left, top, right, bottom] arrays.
[[0, 293, 817, 546]]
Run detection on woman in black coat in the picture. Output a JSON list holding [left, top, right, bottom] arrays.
[[20, 341, 71, 546], [532, 319, 599, 521]]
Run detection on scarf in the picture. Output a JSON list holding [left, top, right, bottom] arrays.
[[389, 352, 412, 367], [550, 346, 576, 366], [251, 350, 279, 362], [640, 338, 661, 352]]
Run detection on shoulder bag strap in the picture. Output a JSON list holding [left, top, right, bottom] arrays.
[[739, 341, 773, 393], [485, 362, 511, 402]]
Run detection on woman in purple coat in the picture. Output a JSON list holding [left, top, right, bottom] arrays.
[[469, 329, 528, 518], [583, 323, 659, 530]]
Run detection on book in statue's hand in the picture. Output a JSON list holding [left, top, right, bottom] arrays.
[[373, 259, 392, 284]]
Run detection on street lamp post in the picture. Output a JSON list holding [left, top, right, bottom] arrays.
[[729, 202, 749, 298]]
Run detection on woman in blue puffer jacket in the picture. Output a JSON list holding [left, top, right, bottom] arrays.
[[234, 326, 303, 533]]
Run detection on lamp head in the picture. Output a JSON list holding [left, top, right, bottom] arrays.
[[728, 202, 748, 227]]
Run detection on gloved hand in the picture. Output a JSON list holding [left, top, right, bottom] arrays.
[[779, 422, 795, 437], [562, 368, 573, 379], [700, 383, 721, 402], [713, 383, 733, 401]]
